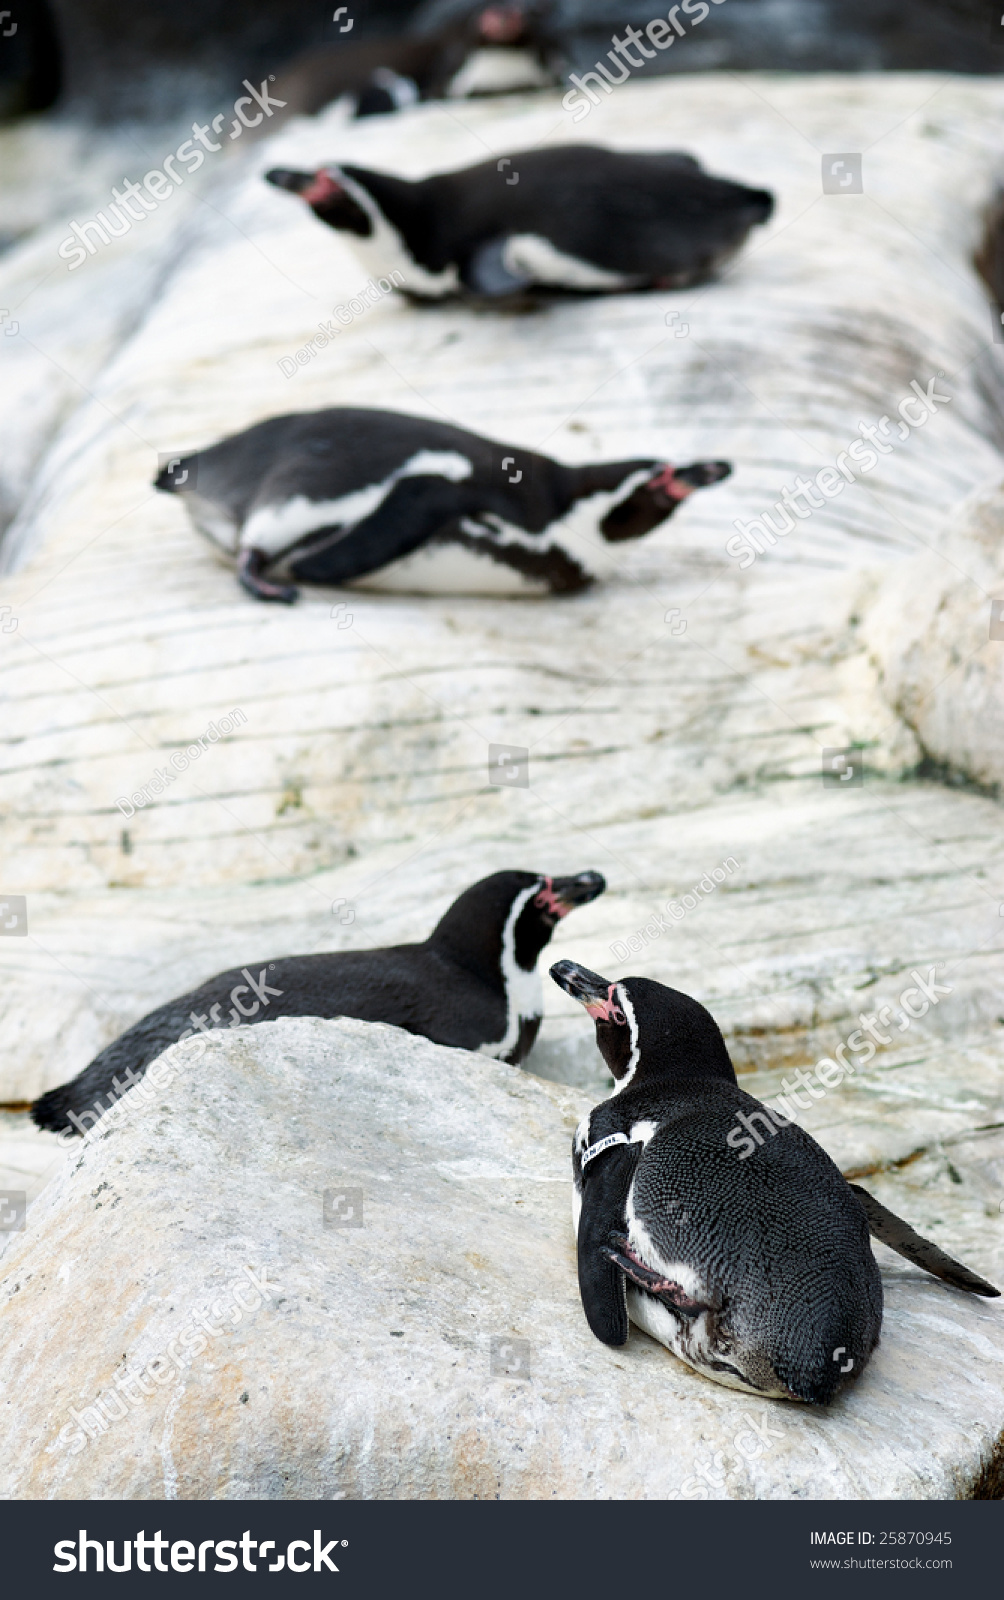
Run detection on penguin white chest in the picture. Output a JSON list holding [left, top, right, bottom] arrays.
[[349, 535, 549, 595]]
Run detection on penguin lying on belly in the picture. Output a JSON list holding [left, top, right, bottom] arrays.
[[264, 146, 774, 300], [551, 962, 998, 1404], [154, 406, 731, 603], [27, 870, 604, 1140]]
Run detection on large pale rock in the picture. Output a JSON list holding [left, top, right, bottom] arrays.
[[0, 1016, 1001, 1500], [866, 479, 1004, 792]]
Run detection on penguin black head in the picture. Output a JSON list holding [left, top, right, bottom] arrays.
[[600, 461, 732, 542], [264, 167, 373, 236], [550, 961, 735, 1088], [432, 870, 605, 978]]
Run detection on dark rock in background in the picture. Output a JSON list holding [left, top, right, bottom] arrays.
[[0, 0, 61, 118], [3, 0, 1004, 123], [416, 0, 1004, 75]]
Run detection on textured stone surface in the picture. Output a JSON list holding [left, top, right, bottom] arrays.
[[0, 1017, 1001, 1501], [866, 478, 1004, 792]]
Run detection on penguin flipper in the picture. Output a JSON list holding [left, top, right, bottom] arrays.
[[850, 1183, 1000, 1298], [603, 1233, 714, 1320], [462, 237, 534, 297], [288, 477, 475, 586], [577, 1143, 641, 1347]]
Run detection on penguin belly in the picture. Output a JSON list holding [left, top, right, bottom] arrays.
[[349, 531, 552, 594], [502, 234, 642, 292], [446, 48, 553, 98], [625, 1288, 792, 1400]]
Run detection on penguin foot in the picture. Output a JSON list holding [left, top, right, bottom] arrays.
[[238, 548, 298, 604], [604, 1233, 712, 1319]]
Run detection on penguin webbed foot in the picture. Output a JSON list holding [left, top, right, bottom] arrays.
[[238, 548, 298, 605], [604, 1232, 711, 1319]]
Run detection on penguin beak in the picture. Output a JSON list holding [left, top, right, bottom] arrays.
[[537, 871, 605, 918], [550, 960, 625, 1021]]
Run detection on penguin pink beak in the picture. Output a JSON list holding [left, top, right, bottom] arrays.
[[646, 465, 694, 503], [550, 960, 626, 1022]]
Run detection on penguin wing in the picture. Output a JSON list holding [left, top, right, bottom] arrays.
[[577, 1142, 641, 1346], [849, 1184, 1000, 1298]]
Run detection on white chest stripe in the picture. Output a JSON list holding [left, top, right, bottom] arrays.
[[338, 172, 460, 300], [478, 881, 543, 1060], [611, 986, 641, 1094], [240, 450, 473, 556]]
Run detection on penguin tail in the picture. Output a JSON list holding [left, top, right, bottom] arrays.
[[29, 1084, 78, 1136], [850, 1183, 1000, 1298]]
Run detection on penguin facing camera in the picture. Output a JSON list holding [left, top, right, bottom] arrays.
[[551, 961, 999, 1404], [264, 146, 774, 301], [154, 406, 731, 603], [27, 870, 605, 1139]]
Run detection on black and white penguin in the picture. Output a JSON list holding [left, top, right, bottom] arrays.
[[154, 406, 731, 602], [29, 870, 605, 1138], [264, 146, 774, 299], [268, 5, 558, 126], [550, 961, 998, 1403]]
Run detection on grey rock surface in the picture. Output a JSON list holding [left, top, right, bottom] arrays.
[[0, 1016, 1001, 1500]]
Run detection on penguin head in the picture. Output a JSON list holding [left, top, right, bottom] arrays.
[[432, 870, 605, 980], [550, 962, 736, 1089], [600, 460, 732, 542], [475, 5, 530, 43], [264, 167, 373, 236]]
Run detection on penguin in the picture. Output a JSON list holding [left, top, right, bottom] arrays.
[[28, 870, 605, 1139], [550, 961, 999, 1404], [154, 406, 731, 603], [264, 146, 774, 300], [267, 6, 559, 126]]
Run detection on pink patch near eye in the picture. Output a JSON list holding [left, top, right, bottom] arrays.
[[533, 876, 569, 918], [647, 464, 692, 501], [301, 171, 343, 207], [585, 985, 626, 1025]]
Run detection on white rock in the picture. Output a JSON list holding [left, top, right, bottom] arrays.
[[866, 478, 1004, 791], [0, 1016, 1000, 1501]]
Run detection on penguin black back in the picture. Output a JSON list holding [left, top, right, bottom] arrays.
[[29, 869, 605, 1139], [265, 146, 774, 300]]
